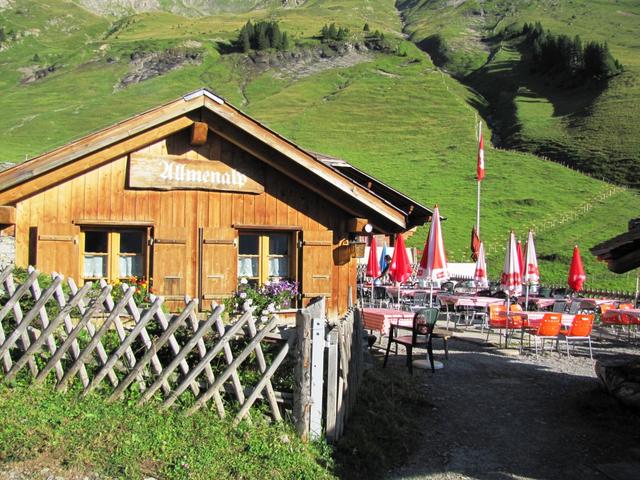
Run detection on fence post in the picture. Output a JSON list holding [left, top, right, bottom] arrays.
[[308, 298, 326, 441], [325, 326, 339, 443], [293, 308, 312, 442]]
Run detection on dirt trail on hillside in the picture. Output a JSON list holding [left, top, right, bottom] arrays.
[[383, 335, 640, 480]]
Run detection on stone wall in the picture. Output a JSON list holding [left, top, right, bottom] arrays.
[[0, 235, 15, 270]]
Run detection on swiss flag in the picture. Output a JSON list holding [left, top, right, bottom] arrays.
[[477, 133, 485, 181]]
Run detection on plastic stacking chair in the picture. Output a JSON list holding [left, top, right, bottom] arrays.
[[559, 314, 594, 359], [530, 313, 562, 355], [486, 304, 508, 346], [383, 307, 445, 374]]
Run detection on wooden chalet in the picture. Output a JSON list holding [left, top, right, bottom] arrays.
[[0, 89, 432, 317]]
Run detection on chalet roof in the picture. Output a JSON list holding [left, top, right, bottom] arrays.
[[0, 88, 432, 233], [590, 218, 640, 273]]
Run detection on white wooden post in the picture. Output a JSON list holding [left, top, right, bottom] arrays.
[[308, 298, 326, 441]]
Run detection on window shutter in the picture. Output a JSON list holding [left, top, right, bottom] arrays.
[[200, 227, 237, 301], [30, 223, 80, 278], [301, 230, 333, 298], [152, 226, 188, 300]]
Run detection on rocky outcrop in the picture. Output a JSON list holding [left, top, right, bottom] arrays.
[[116, 49, 202, 89], [18, 64, 61, 84]]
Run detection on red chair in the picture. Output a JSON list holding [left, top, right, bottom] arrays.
[[559, 314, 594, 359], [486, 304, 507, 345], [529, 313, 562, 355]]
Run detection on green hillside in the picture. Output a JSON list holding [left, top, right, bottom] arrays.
[[0, 0, 638, 290], [398, 0, 640, 187]]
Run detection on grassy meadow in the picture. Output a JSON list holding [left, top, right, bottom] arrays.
[[0, 0, 638, 290], [399, 0, 640, 187]]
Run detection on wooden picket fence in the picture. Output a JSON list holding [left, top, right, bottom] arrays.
[[0, 265, 294, 425], [293, 298, 364, 443], [0, 266, 366, 443]]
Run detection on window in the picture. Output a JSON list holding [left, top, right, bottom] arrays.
[[238, 232, 291, 286], [82, 228, 146, 281]]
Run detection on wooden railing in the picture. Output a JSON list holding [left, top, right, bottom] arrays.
[[0, 266, 367, 443], [0, 265, 293, 425]]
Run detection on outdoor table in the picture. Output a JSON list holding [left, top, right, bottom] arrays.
[[385, 286, 433, 299], [518, 297, 556, 310], [437, 295, 505, 328], [361, 308, 414, 336], [602, 308, 640, 324]]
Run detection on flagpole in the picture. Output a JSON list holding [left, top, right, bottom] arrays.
[[476, 122, 482, 236]]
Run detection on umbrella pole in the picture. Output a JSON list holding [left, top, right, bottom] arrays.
[[525, 283, 530, 311], [505, 295, 511, 348], [371, 283, 374, 308], [429, 283, 434, 308]]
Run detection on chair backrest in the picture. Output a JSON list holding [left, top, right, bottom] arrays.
[[373, 286, 387, 300], [567, 301, 581, 314], [413, 291, 428, 306], [537, 313, 562, 336], [412, 308, 439, 343], [618, 303, 634, 310], [510, 303, 523, 312], [568, 314, 593, 337], [552, 300, 567, 313], [600, 303, 615, 315], [489, 304, 507, 321]]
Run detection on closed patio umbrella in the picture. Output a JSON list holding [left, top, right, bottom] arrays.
[[474, 242, 489, 290], [516, 240, 524, 280], [418, 205, 449, 306], [568, 245, 586, 293], [366, 236, 381, 306], [523, 230, 540, 309], [389, 233, 412, 307], [500, 231, 522, 346]]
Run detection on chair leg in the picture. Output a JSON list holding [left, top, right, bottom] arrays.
[[588, 337, 593, 360], [407, 345, 413, 375], [383, 338, 393, 368], [427, 339, 435, 373], [443, 338, 449, 360], [565, 337, 570, 357]]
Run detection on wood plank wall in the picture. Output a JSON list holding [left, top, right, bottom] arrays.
[[14, 127, 356, 317]]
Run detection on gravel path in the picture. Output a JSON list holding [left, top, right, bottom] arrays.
[[383, 328, 640, 480]]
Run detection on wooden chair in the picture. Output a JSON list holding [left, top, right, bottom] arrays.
[[383, 307, 444, 374], [559, 314, 594, 359]]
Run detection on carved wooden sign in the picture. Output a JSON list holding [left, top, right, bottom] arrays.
[[128, 153, 264, 193]]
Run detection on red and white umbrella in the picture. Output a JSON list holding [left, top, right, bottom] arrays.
[[516, 240, 524, 279], [522, 230, 540, 309], [474, 241, 489, 289], [500, 231, 522, 297], [523, 230, 540, 285], [366, 236, 380, 306], [388, 233, 412, 285], [568, 245, 586, 293], [366, 236, 381, 279], [418, 205, 448, 305]]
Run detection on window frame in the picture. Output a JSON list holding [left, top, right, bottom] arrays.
[[80, 227, 148, 282], [237, 231, 295, 286]]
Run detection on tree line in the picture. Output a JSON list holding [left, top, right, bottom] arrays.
[[521, 22, 623, 84], [237, 20, 290, 53]]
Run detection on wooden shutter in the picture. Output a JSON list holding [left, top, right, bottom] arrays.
[[30, 223, 80, 278], [200, 227, 237, 301], [152, 226, 189, 300], [301, 230, 333, 298]]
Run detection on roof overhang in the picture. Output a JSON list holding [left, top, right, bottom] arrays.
[[590, 219, 640, 274]]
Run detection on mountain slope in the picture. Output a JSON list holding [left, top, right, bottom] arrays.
[[0, 0, 638, 290], [398, 0, 640, 187]]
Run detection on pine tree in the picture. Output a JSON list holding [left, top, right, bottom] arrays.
[[327, 23, 337, 40], [363, 23, 370, 32], [281, 31, 290, 50], [270, 22, 282, 50], [240, 27, 251, 52], [257, 23, 270, 50]]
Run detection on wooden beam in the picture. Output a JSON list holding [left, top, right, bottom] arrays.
[[190, 122, 208, 146], [0, 206, 16, 225], [0, 117, 194, 205], [347, 217, 368, 233]]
